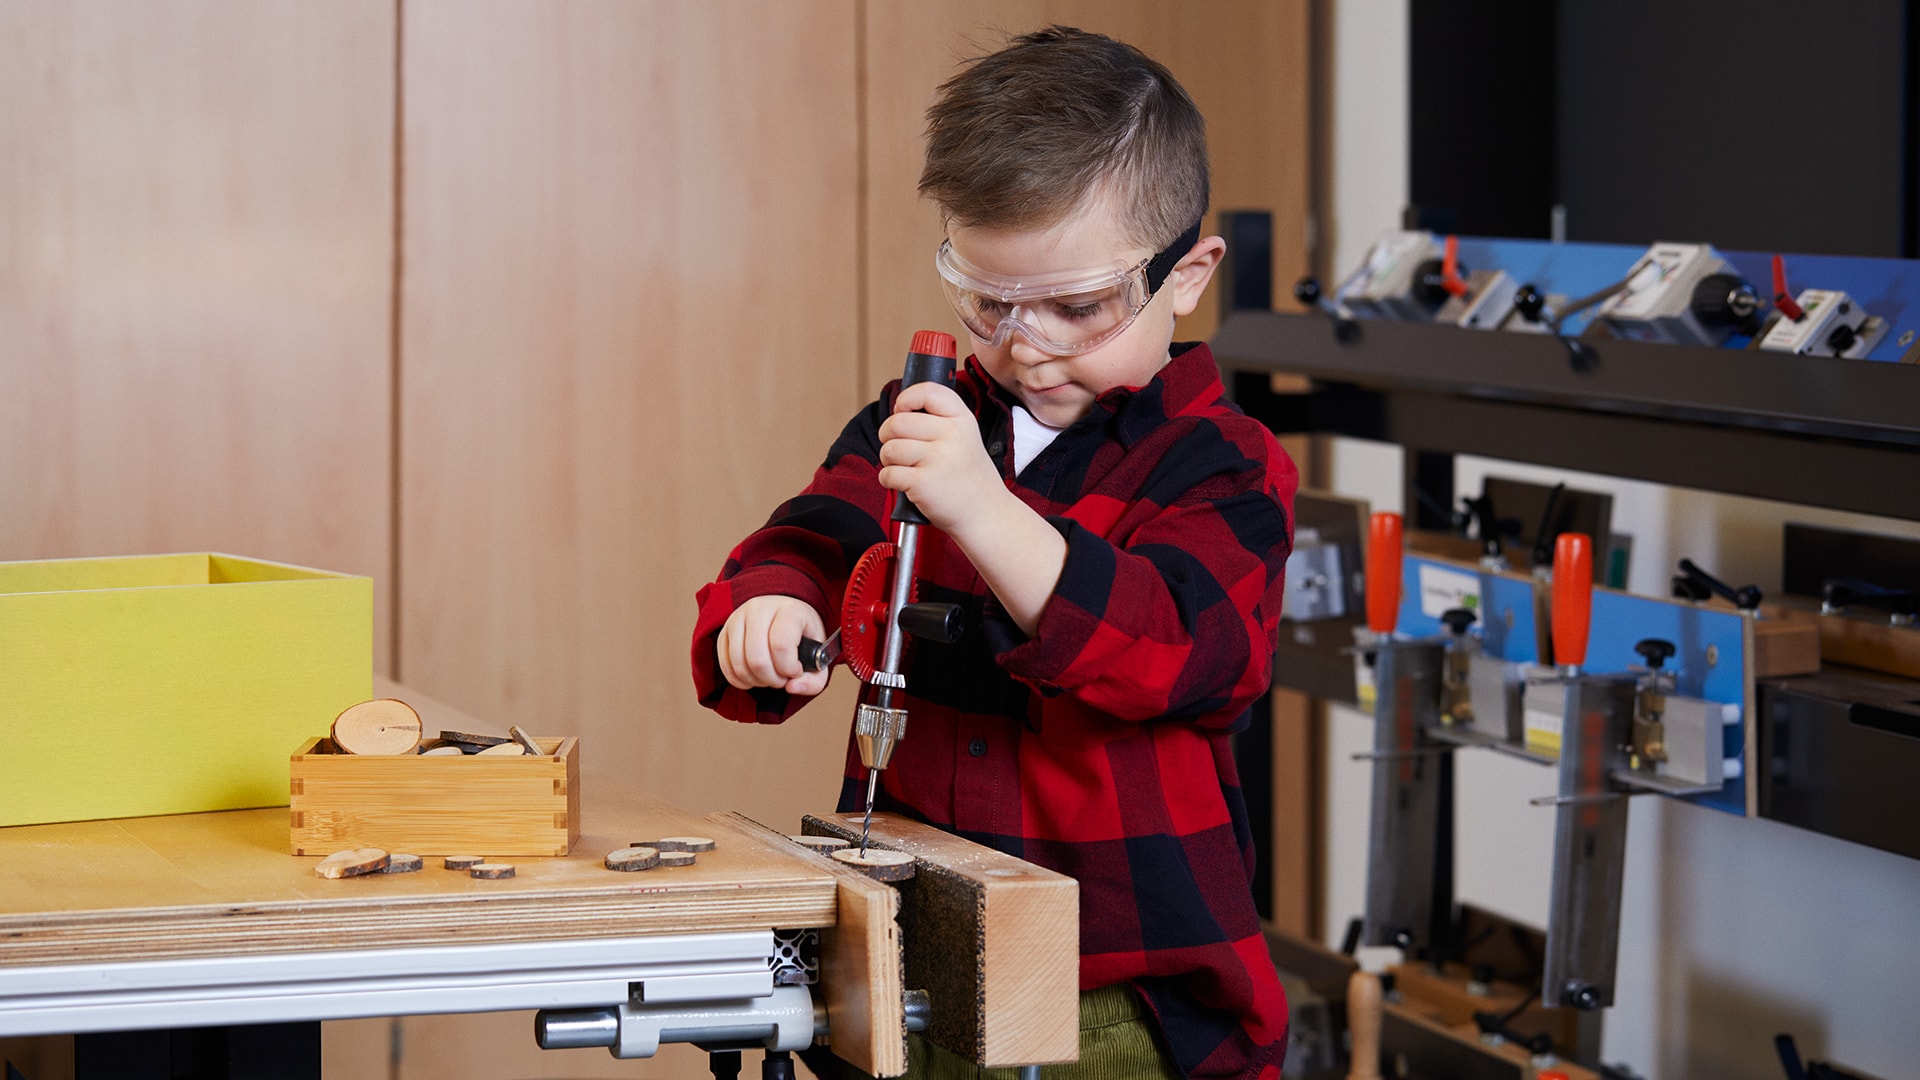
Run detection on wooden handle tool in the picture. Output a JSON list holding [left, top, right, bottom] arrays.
[[1346, 968, 1382, 1080]]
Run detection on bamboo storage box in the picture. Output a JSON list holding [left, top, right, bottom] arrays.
[[0, 553, 372, 827], [289, 736, 580, 856]]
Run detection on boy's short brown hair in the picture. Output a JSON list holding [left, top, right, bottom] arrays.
[[919, 26, 1209, 253]]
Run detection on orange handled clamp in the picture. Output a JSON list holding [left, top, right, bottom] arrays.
[[1366, 511, 1404, 638], [1551, 532, 1593, 672]]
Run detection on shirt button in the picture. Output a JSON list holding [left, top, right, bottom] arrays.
[[988, 440, 1005, 457], [968, 738, 988, 757]]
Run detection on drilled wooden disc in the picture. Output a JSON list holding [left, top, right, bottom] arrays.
[[658, 851, 697, 867], [442, 855, 485, 870], [476, 741, 529, 756], [789, 834, 849, 852], [653, 836, 716, 853], [314, 848, 390, 879], [469, 863, 516, 879], [605, 846, 660, 872], [831, 848, 915, 881], [381, 853, 424, 873], [330, 699, 423, 756]]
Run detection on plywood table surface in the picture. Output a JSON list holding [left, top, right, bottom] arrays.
[[0, 774, 838, 969]]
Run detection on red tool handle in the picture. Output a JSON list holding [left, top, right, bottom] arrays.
[[1552, 532, 1593, 669], [1366, 512, 1404, 637], [1440, 235, 1470, 298], [1771, 254, 1805, 322]]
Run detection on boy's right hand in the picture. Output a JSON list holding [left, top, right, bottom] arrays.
[[717, 595, 830, 697]]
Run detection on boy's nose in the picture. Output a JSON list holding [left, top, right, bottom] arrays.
[[1006, 330, 1057, 367]]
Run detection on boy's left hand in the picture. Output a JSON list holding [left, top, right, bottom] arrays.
[[877, 382, 1003, 534]]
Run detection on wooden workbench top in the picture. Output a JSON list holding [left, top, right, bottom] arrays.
[[0, 682, 839, 968]]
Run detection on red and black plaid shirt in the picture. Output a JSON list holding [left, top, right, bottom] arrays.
[[692, 342, 1296, 1080]]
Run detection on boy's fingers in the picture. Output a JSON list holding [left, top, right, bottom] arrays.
[[892, 381, 965, 417], [784, 668, 829, 697]]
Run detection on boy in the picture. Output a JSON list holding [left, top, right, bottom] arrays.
[[693, 26, 1295, 1080]]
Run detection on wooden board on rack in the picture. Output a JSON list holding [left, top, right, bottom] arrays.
[[0, 780, 838, 970], [803, 812, 1079, 1070]]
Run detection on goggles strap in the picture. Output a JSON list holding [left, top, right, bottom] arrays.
[[1142, 219, 1204, 295]]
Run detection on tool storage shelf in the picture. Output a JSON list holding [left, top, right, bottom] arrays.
[[1213, 310, 1920, 523]]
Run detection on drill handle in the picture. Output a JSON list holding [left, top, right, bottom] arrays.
[[890, 334, 958, 527]]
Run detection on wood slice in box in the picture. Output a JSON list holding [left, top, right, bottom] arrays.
[[288, 735, 578, 856]]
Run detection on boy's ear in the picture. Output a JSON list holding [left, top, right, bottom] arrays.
[[1167, 235, 1227, 318]]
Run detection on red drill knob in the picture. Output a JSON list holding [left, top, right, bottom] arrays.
[[1366, 512, 1404, 637], [1552, 533, 1593, 670]]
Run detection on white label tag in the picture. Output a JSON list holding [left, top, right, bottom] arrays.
[[1417, 563, 1482, 621]]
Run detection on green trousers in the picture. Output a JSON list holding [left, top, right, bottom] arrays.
[[840, 983, 1182, 1080]]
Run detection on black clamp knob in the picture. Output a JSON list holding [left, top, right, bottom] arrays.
[[1440, 608, 1478, 637], [1633, 638, 1676, 671], [1294, 276, 1360, 343], [1691, 273, 1761, 333], [1512, 284, 1594, 371], [1563, 979, 1602, 1011], [1676, 558, 1762, 610]]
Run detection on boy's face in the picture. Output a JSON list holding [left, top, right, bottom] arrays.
[[942, 198, 1223, 430]]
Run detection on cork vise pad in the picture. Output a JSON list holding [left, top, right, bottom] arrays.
[[802, 812, 1079, 1069]]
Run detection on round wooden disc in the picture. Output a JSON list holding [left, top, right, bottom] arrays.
[[605, 846, 660, 872], [418, 742, 464, 756], [476, 742, 529, 756], [469, 863, 516, 879], [653, 836, 716, 853], [330, 699, 423, 756], [789, 834, 849, 852], [442, 855, 485, 870], [314, 848, 390, 879], [380, 853, 424, 873], [831, 848, 914, 881], [658, 851, 697, 867]]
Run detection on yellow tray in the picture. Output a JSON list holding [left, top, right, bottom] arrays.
[[0, 553, 372, 826]]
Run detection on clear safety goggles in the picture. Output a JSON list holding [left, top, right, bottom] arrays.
[[935, 221, 1201, 355]]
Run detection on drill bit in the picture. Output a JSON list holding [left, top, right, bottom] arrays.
[[859, 769, 878, 855]]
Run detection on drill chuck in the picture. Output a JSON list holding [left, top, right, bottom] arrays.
[[854, 703, 908, 771]]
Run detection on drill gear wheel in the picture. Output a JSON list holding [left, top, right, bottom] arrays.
[[840, 542, 912, 683]]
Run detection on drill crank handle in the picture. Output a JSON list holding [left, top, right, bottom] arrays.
[[797, 629, 841, 673]]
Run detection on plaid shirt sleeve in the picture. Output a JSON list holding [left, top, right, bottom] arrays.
[[690, 397, 893, 724]]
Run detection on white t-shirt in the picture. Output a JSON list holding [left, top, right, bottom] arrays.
[[1011, 404, 1066, 477]]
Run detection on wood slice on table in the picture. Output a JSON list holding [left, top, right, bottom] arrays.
[[605, 846, 660, 872], [476, 742, 529, 756], [330, 699, 423, 756], [508, 725, 544, 756], [789, 834, 849, 852], [469, 863, 515, 879], [652, 836, 716, 853], [831, 848, 914, 882], [314, 848, 390, 879], [380, 853, 424, 873], [442, 855, 485, 870], [658, 851, 697, 867]]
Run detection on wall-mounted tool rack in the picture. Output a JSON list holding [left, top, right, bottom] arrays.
[[1214, 231, 1920, 865]]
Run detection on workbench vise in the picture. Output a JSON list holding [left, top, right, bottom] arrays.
[[1526, 533, 1635, 1011], [1353, 512, 1452, 956]]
